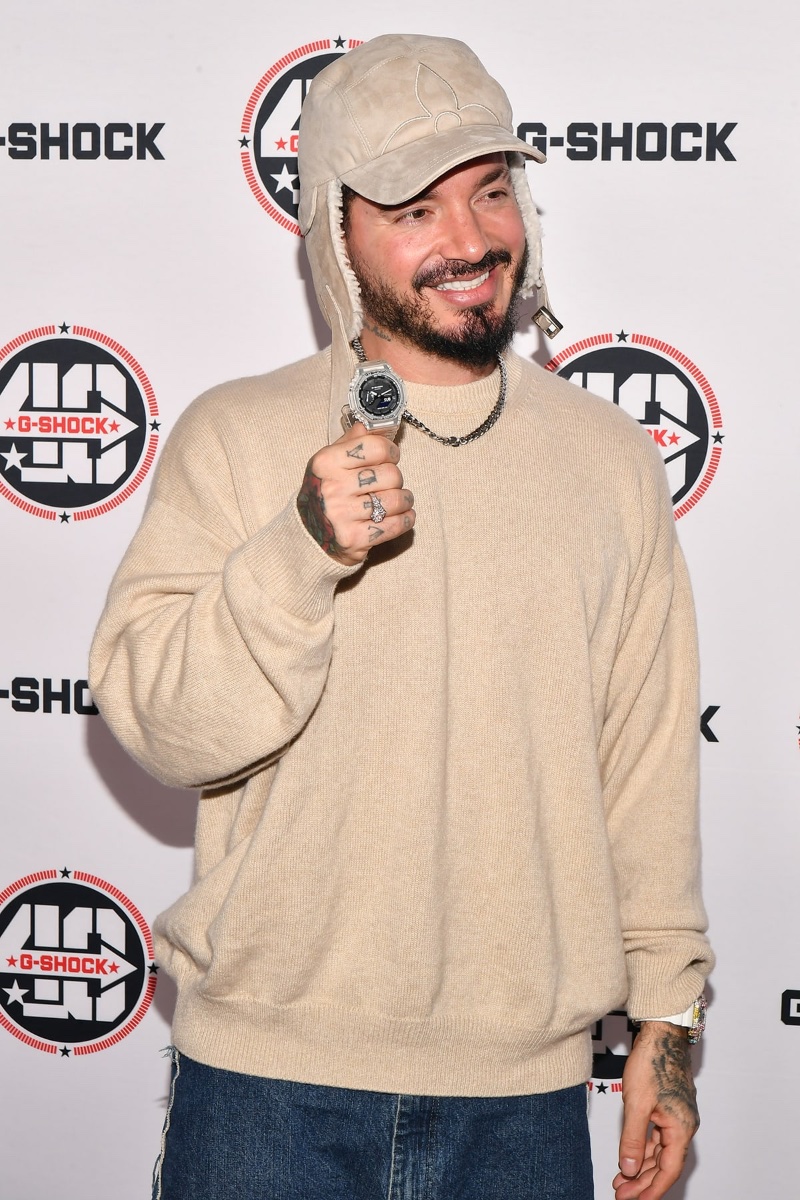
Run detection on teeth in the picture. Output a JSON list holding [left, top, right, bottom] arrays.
[[436, 271, 490, 292]]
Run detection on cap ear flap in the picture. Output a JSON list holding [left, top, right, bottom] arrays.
[[508, 155, 544, 299], [299, 181, 317, 236], [328, 179, 363, 340]]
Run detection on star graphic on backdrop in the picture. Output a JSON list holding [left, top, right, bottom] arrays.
[[109, 962, 119, 974], [333, 35, 346, 48], [667, 432, 680, 444], [275, 137, 287, 151], [712, 431, 724, 444], [239, 136, 250, 148], [4, 980, 28, 1007], [59, 512, 70, 523], [1, 443, 27, 473], [150, 420, 161, 432], [616, 330, 628, 342], [59, 322, 70, 334], [596, 1081, 608, 1094], [60, 867, 71, 877], [109, 421, 120, 432], [60, 1046, 71, 1057], [148, 963, 159, 974], [4, 418, 14, 429], [6, 957, 17, 967], [271, 164, 298, 195]]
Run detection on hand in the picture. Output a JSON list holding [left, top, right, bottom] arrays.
[[613, 1022, 699, 1200], [296, 422, 416, 566]]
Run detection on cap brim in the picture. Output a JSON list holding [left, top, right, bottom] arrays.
[[338, 125, 545, 205]]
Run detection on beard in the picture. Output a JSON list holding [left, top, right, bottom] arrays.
[[350, 245, 528, 370]]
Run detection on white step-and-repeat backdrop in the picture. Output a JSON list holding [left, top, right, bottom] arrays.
[[1, 3, 796, 1196]]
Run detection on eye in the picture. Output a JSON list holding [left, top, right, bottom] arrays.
[[396, 206, 429, 225], [481, 186, 510, 203]]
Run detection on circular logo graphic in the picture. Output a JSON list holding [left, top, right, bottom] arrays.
[[546, 332, 724, 518], [240, 37, 358, 234], [0, 325, 160, 522], [0, 870, 156, 1055]]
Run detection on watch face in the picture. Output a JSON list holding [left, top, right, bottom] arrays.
[[358, 373, 402, 419]]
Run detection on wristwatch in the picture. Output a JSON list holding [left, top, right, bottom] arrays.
[[636, 994, 707, 1044], [344, 360, 407, 438]]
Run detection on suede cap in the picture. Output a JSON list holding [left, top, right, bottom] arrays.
[[297, 33, 544, 234]]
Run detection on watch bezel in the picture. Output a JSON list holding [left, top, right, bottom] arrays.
[[348, 360, 407, 430]]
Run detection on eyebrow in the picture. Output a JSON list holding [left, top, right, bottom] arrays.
[[374, 165, 511, 213]]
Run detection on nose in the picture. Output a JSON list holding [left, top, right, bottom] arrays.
[[436, 203, 491, 265]]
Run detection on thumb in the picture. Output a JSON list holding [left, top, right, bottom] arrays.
[[618, 1100, 650, 1178]]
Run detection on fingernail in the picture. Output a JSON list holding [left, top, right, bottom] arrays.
[[621, 1159, 638, 1175]]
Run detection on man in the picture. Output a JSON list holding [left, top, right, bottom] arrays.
[[90, 34, 713, 1200]]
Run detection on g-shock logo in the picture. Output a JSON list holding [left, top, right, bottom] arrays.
[[0, 122, 164, 161], [546, 331, 724, 518], [517, 121, 736, 162], [0, 870, 156, 1056], [239, 37, 358, 234], [0, 325, 159, 522]]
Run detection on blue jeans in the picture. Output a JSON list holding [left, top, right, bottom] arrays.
[[153, 1052, 594, 1199]]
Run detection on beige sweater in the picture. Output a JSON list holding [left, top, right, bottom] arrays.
[[89, 348, 713, 1096]]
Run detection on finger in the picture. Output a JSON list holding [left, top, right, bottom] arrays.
[[634, 1126, 691, 1200], [334, 425, 401, 468], [355, 489, 414, 521], [354, 509, 415, 550], [613, 1163, 659, 1200], [352, 463, 404, 494], [618, 1100, 651, 1179]]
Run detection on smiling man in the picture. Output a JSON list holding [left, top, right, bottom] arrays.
[[90, 34, 713, 1200]]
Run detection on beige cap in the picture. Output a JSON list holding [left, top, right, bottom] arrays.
[[298, 33, 544, 234]]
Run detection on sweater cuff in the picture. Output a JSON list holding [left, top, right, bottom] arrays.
[[232, 495, 362, 622]]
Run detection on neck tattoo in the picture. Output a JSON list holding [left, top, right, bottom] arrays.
[[351, 337, 507, 448]]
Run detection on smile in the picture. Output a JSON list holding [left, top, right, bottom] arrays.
[[435, 271, 491, 293]]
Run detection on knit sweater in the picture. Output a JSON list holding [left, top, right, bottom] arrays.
[[89, 348, 713, 1096]]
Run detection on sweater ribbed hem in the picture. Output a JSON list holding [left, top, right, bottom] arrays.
[[170, 992, 593, 1097], [232, 497, 361, 623]]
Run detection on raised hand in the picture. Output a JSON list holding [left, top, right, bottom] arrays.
[[296, 422, 416, 566]]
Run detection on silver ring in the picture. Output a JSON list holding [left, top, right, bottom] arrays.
[[369, 492, 387, 523]]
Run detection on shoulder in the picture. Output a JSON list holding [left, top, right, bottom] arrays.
[[175, 348, 331, 445], [513, 352, 666, 477], [148, 350, 332, 526]]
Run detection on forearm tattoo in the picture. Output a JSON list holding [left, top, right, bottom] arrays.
[[643, 1026, 699, 1134], [297, 465, 344, 558]]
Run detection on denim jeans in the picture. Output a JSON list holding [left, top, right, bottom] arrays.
[[153, 1051, 594, 1199]]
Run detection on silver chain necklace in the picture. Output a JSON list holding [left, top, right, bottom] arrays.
[[351, 337, 507, 448]]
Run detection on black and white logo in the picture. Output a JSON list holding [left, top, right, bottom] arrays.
[[0, 870, 156, 1056], [591, 1010, 636, 1094], [239, 37, 356, 234], [547, 331, 724, 517], [0, 325, 160, 522], [781, 990, 800, 1026]]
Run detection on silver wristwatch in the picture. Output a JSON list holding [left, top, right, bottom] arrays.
[[344, 360, 407, 438]]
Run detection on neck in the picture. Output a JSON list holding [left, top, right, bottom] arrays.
[[356, 325, 497, 385]]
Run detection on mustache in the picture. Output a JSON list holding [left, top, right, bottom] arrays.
[[413, 248, 513, 291]]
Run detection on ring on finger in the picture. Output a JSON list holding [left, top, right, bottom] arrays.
[[368, 492, 387, 523]]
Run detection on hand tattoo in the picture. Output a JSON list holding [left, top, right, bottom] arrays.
[[346, 442, 366, 460], [357, 469, 377, 488], [297, 465, 345, 558], [367, 525, 386, 542], [642, 1026, 699, 1133]]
